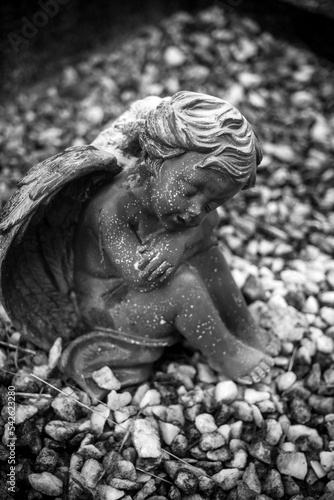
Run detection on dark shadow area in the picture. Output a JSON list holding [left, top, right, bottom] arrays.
[[0, 0, 333, 97]]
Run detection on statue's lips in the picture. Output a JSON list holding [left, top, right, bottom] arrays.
[[162, 213, 201, 228]]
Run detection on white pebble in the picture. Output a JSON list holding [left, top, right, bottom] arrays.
[[139, 389, 161, 408], [310, 460, 327, 479], [320, 451, 334, 472], [321, 307, 334, 325], [277, 451, 308, 480], [97, 485, 125, 500], [266, 419, 283, 445], [15, 404, 38, 425], [280, 442, 296, 452], [164, 46, 186, 67], [211, 468, 242, 490], [132, 419, 162, 458], [244, 389, 270, 405], [215, 380, 238, 403], [315, 334, 334, 354], [319, 292, 334, 307], [91, 403, 110, 436], [92, 366, 121, 391], [276, 371, 297, 392], [159, 421, 180, 445], [107, 391, 132, 411], [217, 424, 231, 442], [29, 472, 63, 496], [303, 296, 319, 314], [195, 413, 217, 434]]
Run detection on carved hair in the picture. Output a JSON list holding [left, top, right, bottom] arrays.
[[139, 91, 262, 189]]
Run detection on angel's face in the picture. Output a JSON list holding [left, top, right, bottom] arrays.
[[149, 151, 241, 230]]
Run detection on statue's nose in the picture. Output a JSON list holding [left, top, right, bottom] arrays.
[[188, 202, 202, 217]]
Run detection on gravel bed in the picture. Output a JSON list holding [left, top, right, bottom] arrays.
[[0, 4, 334, 500]]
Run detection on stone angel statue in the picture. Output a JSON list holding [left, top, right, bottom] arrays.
[[0, 91, 279, 397]]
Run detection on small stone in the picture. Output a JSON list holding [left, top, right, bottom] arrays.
[[311, 460, 326, 479], [51, 387, 81, 422], [174, 469, 198, 495], [44, 420, 76, 441], [243, 462, 261, 494], [114, 405, 138, 424], [140, 389, 161, 408], [164, 46, 186, 67], [305, 362, 322, 391], [256, 400, 276, 414], [91, 403, 110, 436], [290, 397, 311, 424], [84, 105, 104, 125], [197, 363, 217, 383], [109, 460, 137, 481], [215, 380, 238, 403], [265, 419, 283, 446], [277, 451, 307, 480], [97, 485, 125, 500], [34, 448, 59, 473], [227, 449, 248, 469], [134, 478, 156, 500], [303, 296, 319, 314], [262, 469, 284, 499], [171, 434, 188, 456], [159, 422, 180, 445], [166, 405, 185, 427], [248, 439, 272, 464], [92, 366, 122, 391], [132, 419, 162, 458], [199, 431, 225, 451], [244, 389, 270, 405], [107, 390, 132, 411], [195, 413, 217, 434], [276, 371, 297, 392], [82, 458, 104, 488], [320, 291, 334, 307], [211, 468, 242, 490], [315, 334, 334, 354], [198, 475, 215, 496], [282, 475, 300, 496], [0, 349, 7, 368], [231, 401, 253, 422], [309, 395, 334, 415], [15, 403, 38, 425], [29, 472, 63, 496], [229, 420, 243, 439], [287, 425, 323, 449], [320, 451, 334, 472], [280, 442, 296, 452], [321, 307, 334, 325], [206, 446, 231, 462]]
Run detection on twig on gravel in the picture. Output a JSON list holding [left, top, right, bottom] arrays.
[[135, 467, 173, 485], [0, 339, 36, 354]]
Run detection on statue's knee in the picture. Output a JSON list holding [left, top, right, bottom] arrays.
[[174, 264, 200, 288]]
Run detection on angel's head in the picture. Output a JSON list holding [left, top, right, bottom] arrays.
[[139, 91, 263, 229]]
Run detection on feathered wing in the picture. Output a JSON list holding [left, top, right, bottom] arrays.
[[0, 145, 121, 350]]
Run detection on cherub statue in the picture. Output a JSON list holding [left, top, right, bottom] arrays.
[[0, 91, 279, 397]]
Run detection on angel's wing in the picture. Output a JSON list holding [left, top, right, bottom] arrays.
[[0, 145, 121, 350]]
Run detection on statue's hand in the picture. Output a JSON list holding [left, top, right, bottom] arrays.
[[136, 234, 185, 285]]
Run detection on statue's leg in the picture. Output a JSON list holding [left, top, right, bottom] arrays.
[[111, 264, 273, 384], [188, 246, 280, 356]]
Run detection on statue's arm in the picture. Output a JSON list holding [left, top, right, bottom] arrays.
[[89, 192, 159, 292]]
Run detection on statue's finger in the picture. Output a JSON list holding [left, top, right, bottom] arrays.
[[158, 266, 174, 282], [148, 262, 172, 282]]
